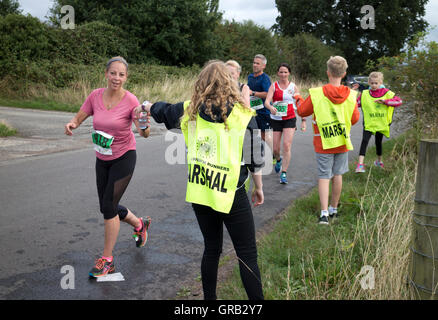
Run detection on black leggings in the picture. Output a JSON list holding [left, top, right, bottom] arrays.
[[192, 187, 264, 300], [359, 130, 383, 157], [95, 150, 136, 220]]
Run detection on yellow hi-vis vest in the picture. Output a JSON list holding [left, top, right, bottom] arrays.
[[361, 89, 395, 138], [310, 87, 357, 151], [181, 100, 256, 214]]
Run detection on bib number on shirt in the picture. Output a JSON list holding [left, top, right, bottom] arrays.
[[92, 130, 114, 155], [273, 101, 288, 117], [250, 96, 264, 110]]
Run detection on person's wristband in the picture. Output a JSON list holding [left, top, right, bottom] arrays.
[[251, 91, 255, 96]]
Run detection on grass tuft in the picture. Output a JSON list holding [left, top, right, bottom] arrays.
[[0, 121, 17, 137]]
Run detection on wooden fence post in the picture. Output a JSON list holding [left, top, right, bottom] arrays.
[[410, 139, 438, 299]]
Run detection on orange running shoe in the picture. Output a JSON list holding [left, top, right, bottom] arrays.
[[89, 257, 115, 277]]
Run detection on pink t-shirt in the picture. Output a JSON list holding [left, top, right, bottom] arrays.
[[80, 88, 139, 160]]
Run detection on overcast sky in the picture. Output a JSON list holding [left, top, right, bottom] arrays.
[[18, 0, 438, 42]]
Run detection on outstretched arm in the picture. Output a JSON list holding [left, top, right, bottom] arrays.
[[375, 95, 403, 107], [64, 110, 90, 136], [134, 101, 184, 130]]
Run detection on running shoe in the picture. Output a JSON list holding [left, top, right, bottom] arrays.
[[374, 160, 384, 168], [280, 172, 288, 184], [133, 216, 152, 248], [355, 163, 366, 173], [275, 157, 282, 173], [329, 209, 339, 219], [89, 257, 115, 277], [318, 215, 329, 225]]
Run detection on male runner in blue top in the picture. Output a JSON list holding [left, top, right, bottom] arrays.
[[247, 54, 273, 158]]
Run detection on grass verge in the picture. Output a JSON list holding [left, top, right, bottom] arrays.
[[0, 74, 321, 113], [0, 121, 17, 137], [0, 98, 80, 113], [0, 76, 194, 113], [218, 130, 418, 300]]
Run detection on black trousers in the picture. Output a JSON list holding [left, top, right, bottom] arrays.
[[95, 150, 136, 220], [359, 130, 383, 157], [192, 187, 264, 300]]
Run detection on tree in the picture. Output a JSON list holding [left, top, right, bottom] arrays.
[[273, 0, 429, 73], [49, 0, 222, 66], [0, 0, 21, 16], [0, 14, 49, 63], [373, 33, 438, 131], [214, 20, 341, 80], [214, 20, 281, 75], [276, 33, 343, 81]]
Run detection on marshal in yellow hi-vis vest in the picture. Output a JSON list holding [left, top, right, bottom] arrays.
[[181, 100, 256, 213], [310, 87, 357, 150], [361, 89, 395, 138]]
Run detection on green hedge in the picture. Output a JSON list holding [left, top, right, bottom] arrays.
[[0, 14, 201, 92], [1, 59, 200, 96], [0, 14, 136, 89], [49, 20, 136, 65], [1, 13, 343, 92], [215, 20, 342, 81], [0, 14, 133, 64]]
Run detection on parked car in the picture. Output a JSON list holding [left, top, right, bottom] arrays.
[[345, 75, 369, 92]]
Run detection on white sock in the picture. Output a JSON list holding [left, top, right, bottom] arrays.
[[321, 210, 329, 217], [329, 206, 337, 215]]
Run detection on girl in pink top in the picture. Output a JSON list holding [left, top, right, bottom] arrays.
[[355, 72, 403, 173], [64, 56, 152, 277]]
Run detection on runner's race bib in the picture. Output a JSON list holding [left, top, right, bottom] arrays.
[[92, 130, 114, 155], [273, 101, 288, 117], [250, 96, 264, 110]]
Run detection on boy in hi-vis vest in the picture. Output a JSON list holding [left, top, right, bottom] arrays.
[[355, 72, 403, 173], [297, 56, 360, 225]]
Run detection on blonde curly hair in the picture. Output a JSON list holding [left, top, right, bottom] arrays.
[[183, 60, 250, 131]]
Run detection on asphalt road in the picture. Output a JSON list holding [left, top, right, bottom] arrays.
[[0, 105, 407, 299]]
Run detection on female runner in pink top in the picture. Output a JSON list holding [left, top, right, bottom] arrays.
[[64, 56, 151, 277]]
